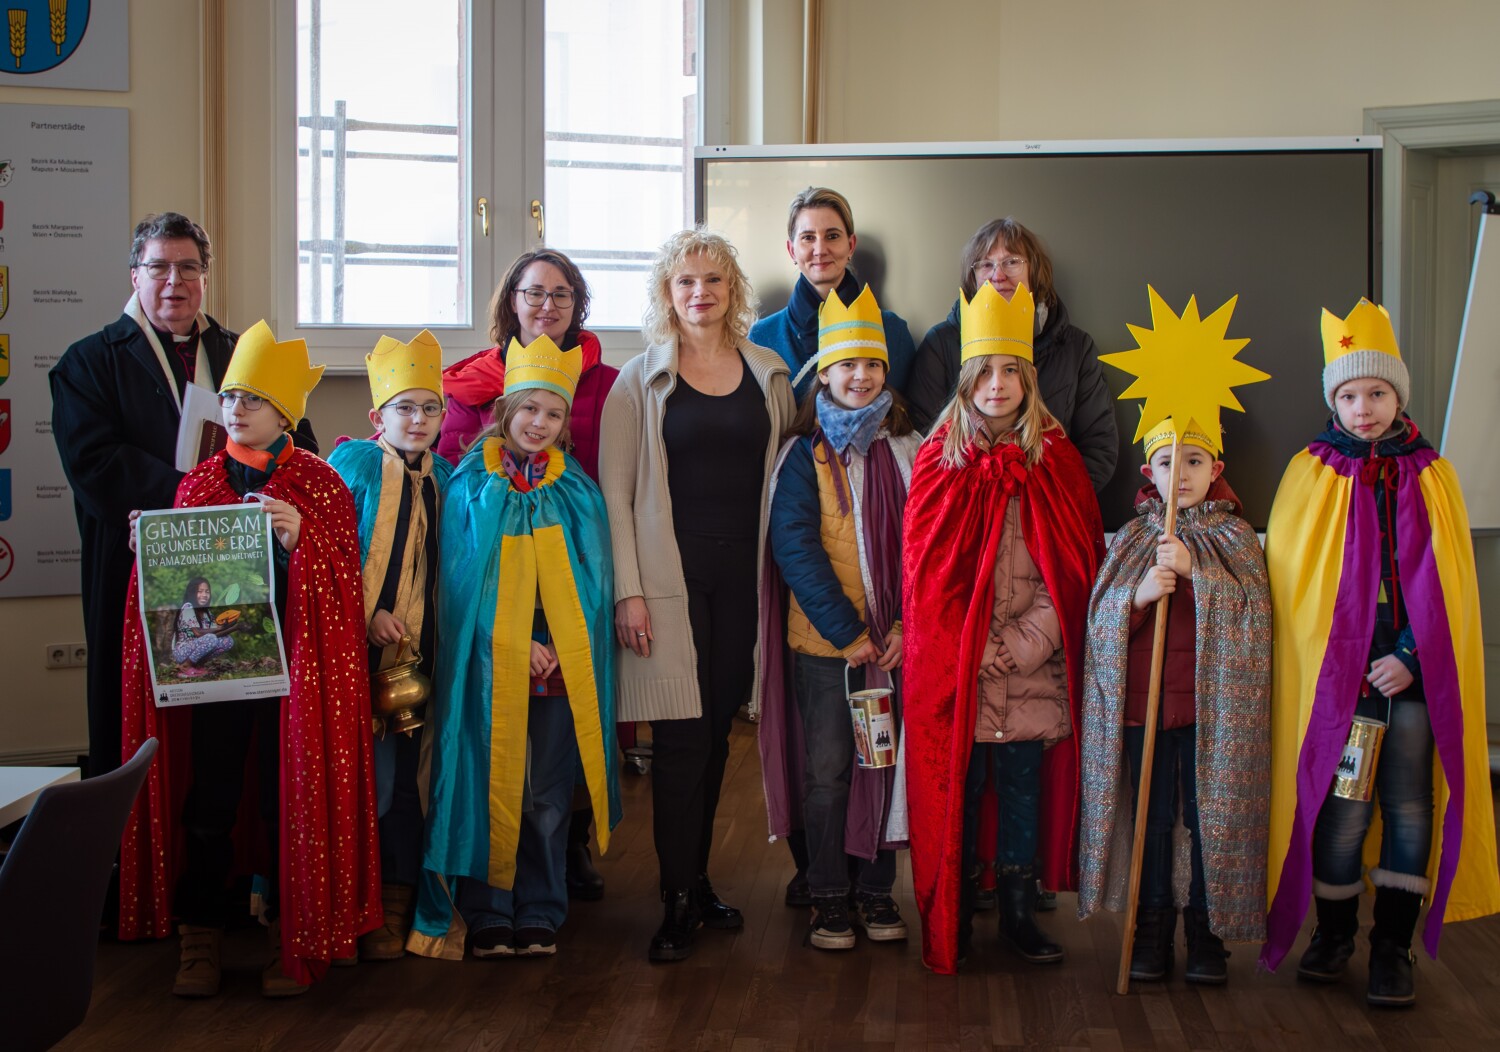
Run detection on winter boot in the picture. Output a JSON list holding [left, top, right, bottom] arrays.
[[171, 925, 222, 998], [358, 882, 414, 961], [1183, 906, 1230, 984], [998, 865, 1062, 964], [1128, 908, 1176, 982], [565, 807, 605, 901], [648, 889, 699, 963], [1296, 894, 1360, 983], [695, 873, 744, 930], [1367, 887, 1422, 1007], [262, 919, 311, 998]]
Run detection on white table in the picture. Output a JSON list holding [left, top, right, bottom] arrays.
[[0, 766, 81, 828]]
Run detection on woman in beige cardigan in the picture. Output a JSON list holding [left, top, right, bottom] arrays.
[[600, 229, 795, 962]]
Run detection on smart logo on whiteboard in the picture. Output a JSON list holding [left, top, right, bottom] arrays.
[[5, 2, 91, 74]]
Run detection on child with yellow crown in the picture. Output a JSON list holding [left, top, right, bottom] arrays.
[[1260, 299, 1500, 1007], [118, 321, 381, 998], [756, 285, 919, 951], [327, 329, 453, 961], [1076, 414, 1272, 986], [411, 334, 620, 961], [900, 283, 1103, 974]]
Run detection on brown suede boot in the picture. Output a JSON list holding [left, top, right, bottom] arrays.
[[358, 882, 415, 961], [172, 925, 222, 998], [262, 920, 311, 998]]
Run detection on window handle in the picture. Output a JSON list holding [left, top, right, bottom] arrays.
[[477, 197, 490, 237], [530, 199, 544, 242]]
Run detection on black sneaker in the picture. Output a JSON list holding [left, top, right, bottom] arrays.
[[469, 925, 515, 958], [514, 927, 557, 957], [853, 893, 908, 942], [808, 897, 856, 951]]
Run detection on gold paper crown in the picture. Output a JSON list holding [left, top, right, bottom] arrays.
[[505, 334, 581, 406], [220, 320, 324, 423], [1142, 414, 1221, 459], [368, 328, 444, 409], [960, 282, 1034, 363], [1321, 298, 1401, 365], [817, 285, 888, 370]]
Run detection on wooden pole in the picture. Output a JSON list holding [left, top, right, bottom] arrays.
[[1116, 436, 1182, 995]]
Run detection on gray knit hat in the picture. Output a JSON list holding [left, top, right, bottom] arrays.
[[1320, 299, 1409, 409]]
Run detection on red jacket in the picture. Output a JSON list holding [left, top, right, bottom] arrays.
[[435, 329, 618, 482], [1123, 476, 1242, 728]]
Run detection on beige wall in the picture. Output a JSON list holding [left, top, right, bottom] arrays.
[[4, 0, 1499, 761]]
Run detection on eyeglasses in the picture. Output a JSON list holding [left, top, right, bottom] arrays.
[[383, 401, 445, 418], [218, 392, 265, 411], [517, 287, 575, 308], [972, 256, 1027, 279], [134, 260, 207, 281]]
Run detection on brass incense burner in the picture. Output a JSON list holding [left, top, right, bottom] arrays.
[[372, 636, 430, 737]]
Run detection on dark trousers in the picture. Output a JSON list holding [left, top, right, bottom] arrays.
[[377, 726, 425, 887], [793, 653, 895, 897], [651, 532, 759, 891], [174, 697, 280, 926], [962, 740, 1043, 874], [1123, 723, 1206, 912]]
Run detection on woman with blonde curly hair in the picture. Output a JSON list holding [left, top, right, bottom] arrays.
[[600, 228, 795, 962]]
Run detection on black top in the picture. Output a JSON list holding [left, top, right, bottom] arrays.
[[368, 460, 441, 681], [662, 357, 771, 539]]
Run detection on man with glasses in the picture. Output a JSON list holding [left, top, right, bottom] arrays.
[[51, 212, 318, 780]]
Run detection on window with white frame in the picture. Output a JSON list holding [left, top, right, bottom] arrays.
[[287, 0, 700, 356]]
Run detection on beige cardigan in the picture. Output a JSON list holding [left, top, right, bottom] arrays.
[[599, 337, 795, 722]]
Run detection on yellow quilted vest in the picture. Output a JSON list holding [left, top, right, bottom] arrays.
[[786, 444, 867, 657]]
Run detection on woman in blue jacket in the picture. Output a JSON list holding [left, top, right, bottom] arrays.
[[749, 187, 916, 400]]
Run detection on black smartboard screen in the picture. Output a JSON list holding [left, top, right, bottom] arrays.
[[699, 145, 1378, 530]]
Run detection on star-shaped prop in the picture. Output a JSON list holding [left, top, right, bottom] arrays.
[[1099, 286, 1270, 453]]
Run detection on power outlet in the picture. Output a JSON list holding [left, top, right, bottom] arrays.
[[71, 643, 88, 667], [45, 643, 70, 669]]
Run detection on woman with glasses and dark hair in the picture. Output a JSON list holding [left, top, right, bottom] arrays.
[[437, 250, 619, 482], [436, 248, 620, 903], [905, 218, 1118, 493]]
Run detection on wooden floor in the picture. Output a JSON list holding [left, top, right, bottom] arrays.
[[58, 720, 1500, 1051]]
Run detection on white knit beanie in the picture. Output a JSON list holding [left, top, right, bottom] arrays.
[[1322, 348, 1410, 410]]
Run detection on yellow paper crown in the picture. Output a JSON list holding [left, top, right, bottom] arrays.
[[816, 285, 888, 371], [960, 282, 1034, 363], [367, 328, 444, 409], [1321, 298, 1401, 365], [505, 334, 581, 406], [1142, 415, 1221, 459], [220, 320, 324, 423]]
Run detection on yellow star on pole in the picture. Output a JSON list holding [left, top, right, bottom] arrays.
[[1099, 286, 1270, 453]]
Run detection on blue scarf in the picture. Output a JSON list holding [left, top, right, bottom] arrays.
[[787, 270, 863, 369], [816, 388, 893, 457]]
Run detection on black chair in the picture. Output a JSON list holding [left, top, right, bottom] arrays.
[[0, 738, 158, 1052]]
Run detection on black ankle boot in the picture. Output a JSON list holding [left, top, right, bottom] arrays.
[[1367, 887, 1421, 1007], [1129, 907, 1176, 982], [565, 808, 605, 902], [1297, 895, 1359, 982], [648, 889, 699, 962], [1182, 906, 1229, 984], [695, 874, 743, 930], [998, 866, 1062, 964]]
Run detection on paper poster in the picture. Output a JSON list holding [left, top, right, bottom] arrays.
[[0, 1, 128, 92], [135, 503, 290, 707], [0, 103, 129, 597]]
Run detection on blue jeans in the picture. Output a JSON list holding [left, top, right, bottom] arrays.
[[1123, 724, 1206, 912], [961, 739, 1042, 873], [792, 653, 896, 897], [1312, 698, 1434, 890], [455, 695, 579, 933]]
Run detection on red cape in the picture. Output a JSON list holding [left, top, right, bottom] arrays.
[[902, 425, 1102, 973], [118, 448, 382, 984]]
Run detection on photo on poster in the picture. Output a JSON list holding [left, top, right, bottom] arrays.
[[135, 503, 290, 707]]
